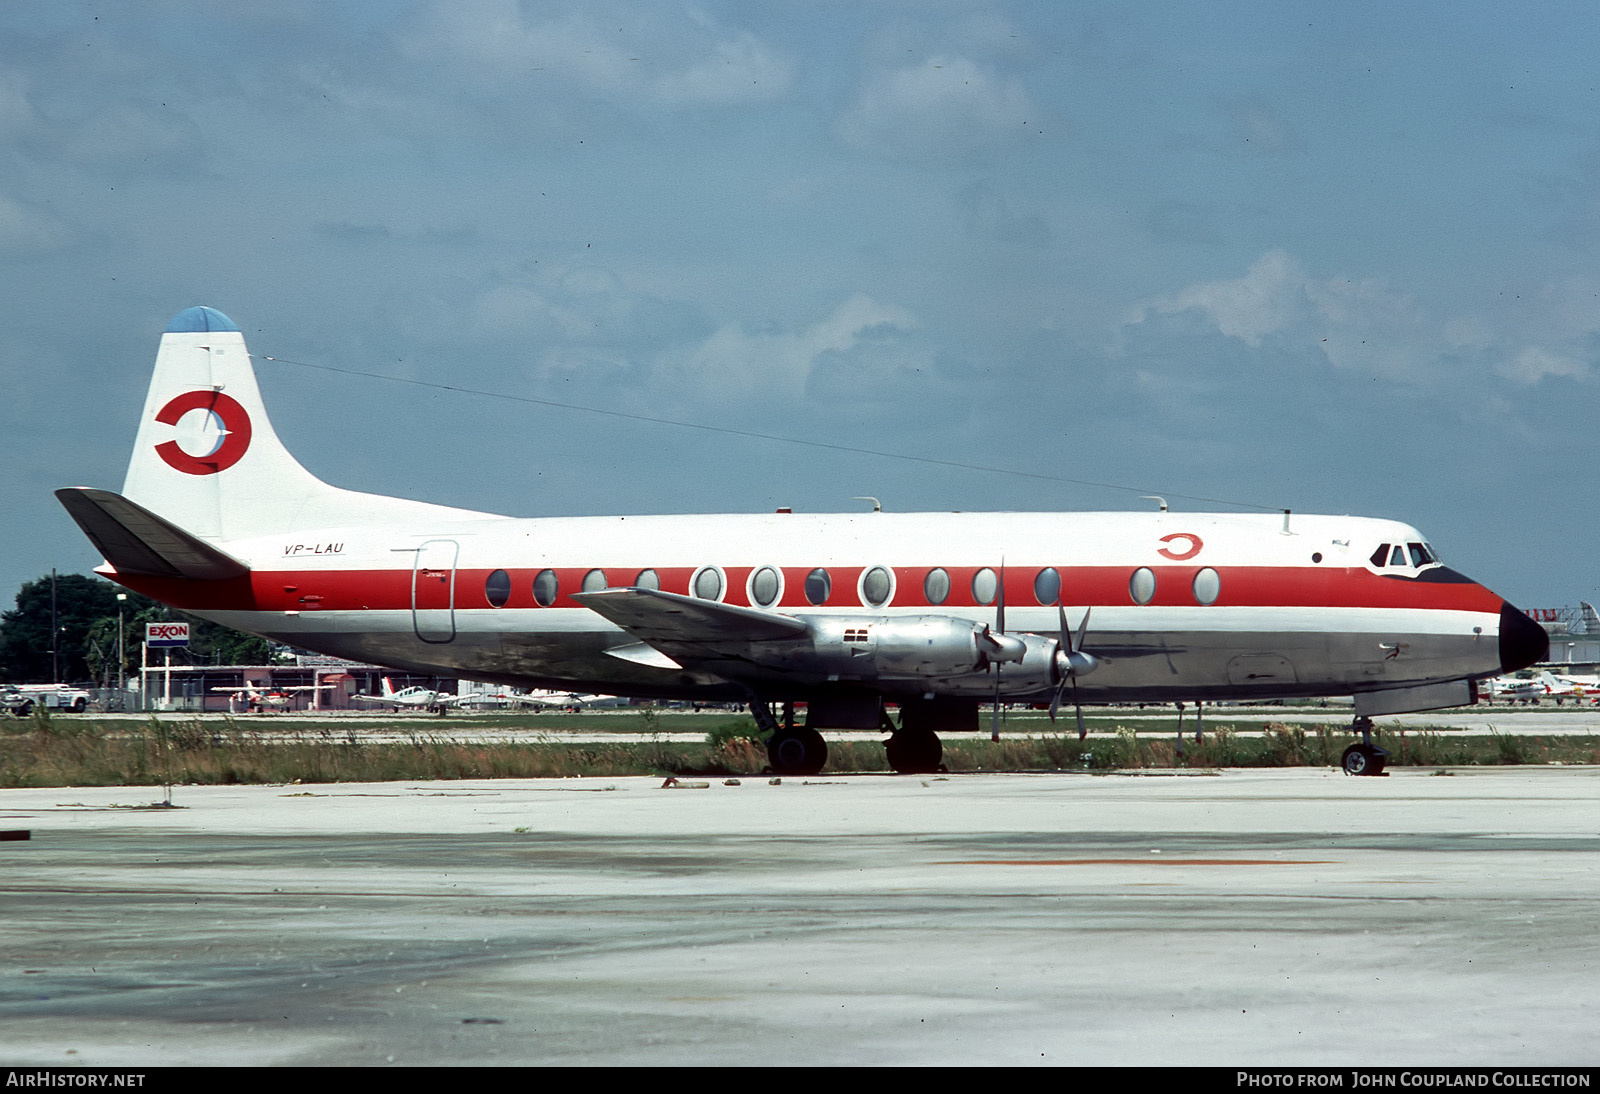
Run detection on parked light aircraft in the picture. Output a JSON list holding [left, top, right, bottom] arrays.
[[58, 308, 1549, 776], [515, 689, 629, 711], [211, 681, 332, 712], [1484, 669, 1600, 705], [349, 676, 464, 712]]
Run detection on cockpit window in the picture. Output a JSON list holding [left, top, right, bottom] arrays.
[[1371, 540, 1440, 572]]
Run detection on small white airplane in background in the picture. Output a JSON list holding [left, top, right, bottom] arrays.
[[350, 676, 463, 712], [58, 307, 1551, 778], [211, 681, 333, 712], [517, 689, 630, 710], [1484, 670, 1600, 705], [1543, 670, 1600, 704]]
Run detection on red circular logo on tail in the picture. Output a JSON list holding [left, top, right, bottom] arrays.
[[153, 391, 252, 475]]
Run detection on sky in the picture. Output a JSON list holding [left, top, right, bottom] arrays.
[[1, 1, 1596, 616]]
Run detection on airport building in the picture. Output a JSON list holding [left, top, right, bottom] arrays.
[[1530, 603, 1600, 670], [124, 653, 443, 713]]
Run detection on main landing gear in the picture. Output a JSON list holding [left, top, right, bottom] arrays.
[[748, 698, 949, 776], [1341, 716, 1388, 776], [884, 725, 943, 775], [750, 699, 828, 777]]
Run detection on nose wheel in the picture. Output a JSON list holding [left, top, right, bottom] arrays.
[[1341, 743, 1387, 776], [1341, 716, 1388, 776]]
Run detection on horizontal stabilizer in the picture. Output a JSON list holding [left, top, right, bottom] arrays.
[[575, 587, 808, 667], [55, 487, 250, 581]]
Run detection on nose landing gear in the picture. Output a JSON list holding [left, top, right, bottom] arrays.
[[1341, 716, 1388, 776]]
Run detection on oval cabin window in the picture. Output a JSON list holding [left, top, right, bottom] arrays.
[[750, 566, 781, 607], [693, 567, 724, 601], [1129, 567, 1156, 605], [484, 569, 511, 608], [861, 566, 892, 607], [533, 569, 558, 607]]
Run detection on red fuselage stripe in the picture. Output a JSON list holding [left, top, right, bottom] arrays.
[[110, 564, 1506, 616]]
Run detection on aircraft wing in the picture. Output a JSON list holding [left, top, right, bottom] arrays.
[[574, 587, 809, 669]]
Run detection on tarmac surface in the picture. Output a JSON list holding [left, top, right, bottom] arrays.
[[3, 763, 1599, 1066]]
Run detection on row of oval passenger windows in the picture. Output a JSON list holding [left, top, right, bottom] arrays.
[[481, 565, 1224, 609]]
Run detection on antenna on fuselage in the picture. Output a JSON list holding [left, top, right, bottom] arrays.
[[1141, 496, 1168, 512], [852, 496, 882, 512]]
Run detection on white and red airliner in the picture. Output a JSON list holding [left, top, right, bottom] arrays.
[[58, 307, 1548, 775]]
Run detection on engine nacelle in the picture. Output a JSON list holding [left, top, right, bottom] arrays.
[[749, 614, 1098, 698], [801, 615, 988, 680], [930, 631, 1061, 697]]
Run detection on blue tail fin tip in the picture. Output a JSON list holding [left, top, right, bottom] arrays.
[[166, 306, 239, 334]]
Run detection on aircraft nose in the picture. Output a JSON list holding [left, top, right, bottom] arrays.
[[1499, 602, 1549, 673]]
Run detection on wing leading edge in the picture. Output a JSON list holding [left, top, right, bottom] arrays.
[[575, 587, 809, 672]]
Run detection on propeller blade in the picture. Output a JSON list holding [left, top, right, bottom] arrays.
[[996, 559, 1006, 637], [991, 668, 1001, 741], [1074, 679, 1087, 740]]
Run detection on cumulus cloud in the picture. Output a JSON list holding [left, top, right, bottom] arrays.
[[0, 69, 38, 138], [1496, 346, 1589, 384], [401, 0, 794, 108], [1126, 250, 1598, 388], [1146, 249, 1314, 348], [464, 262, 709, 379], [837, 56, 1037, 161], [670, 293, 922, 401], [0, 190, 71, 253]]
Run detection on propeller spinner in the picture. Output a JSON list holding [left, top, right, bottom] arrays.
[[1049, 604, 1099, 739]]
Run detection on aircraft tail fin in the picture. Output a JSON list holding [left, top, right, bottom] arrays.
[[118, 306, 492, 544], [55, 487, 250, 581]]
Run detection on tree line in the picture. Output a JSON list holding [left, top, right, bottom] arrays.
[[0, 573, 271, 685]]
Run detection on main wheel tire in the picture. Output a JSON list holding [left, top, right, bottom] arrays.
[[769, 727, 827, 776], [1341, 744, 1387, 776], [885, 730, 942, 774]]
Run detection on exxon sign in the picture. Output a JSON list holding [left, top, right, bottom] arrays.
[[145, 622, 191, 648]]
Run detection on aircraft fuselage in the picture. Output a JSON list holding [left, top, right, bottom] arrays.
[[106, 508, 1538, 709]]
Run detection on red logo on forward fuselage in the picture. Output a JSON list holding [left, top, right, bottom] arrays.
[[154, 391, 252, 475], [1156, 532, 1204, 561]]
